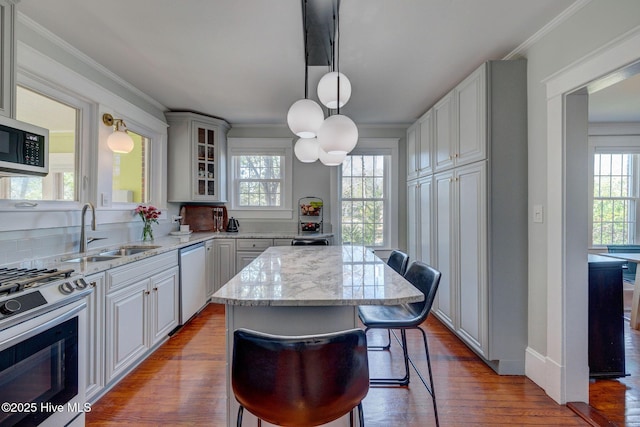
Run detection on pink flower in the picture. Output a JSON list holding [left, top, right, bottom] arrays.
[[136, 205, 160, 225]]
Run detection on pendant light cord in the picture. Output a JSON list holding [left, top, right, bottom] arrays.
[[303, 0, 309, 99]]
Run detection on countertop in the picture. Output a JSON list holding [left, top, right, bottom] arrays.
[[210, 245, 423, 307], [23, 231, 333, 276]]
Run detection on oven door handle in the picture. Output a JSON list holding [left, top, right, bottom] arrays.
[[0, 300, 86, 351]]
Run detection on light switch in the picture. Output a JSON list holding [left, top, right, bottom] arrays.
[[533, 204, 543, 223]]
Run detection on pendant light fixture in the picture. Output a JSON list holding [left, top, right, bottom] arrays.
[[316, 0, 358, 159], [294, 136, 320, 163], [289, 0, 324, 142], [290, 0, 357, 166]]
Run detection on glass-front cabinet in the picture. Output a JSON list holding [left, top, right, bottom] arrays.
[[166, 111, 230, 202]]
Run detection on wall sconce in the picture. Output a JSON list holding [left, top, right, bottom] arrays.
[[102, 113, 134, 154]]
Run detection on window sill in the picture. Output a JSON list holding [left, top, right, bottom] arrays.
[[227, 208, 293, 220]]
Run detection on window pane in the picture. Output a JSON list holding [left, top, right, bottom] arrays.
[[112, 131, 150, 203], [592, 153, 638, 245], [5, 86, 78, 201], [235, 155, 284, 208], [340, 154, 388, 248]]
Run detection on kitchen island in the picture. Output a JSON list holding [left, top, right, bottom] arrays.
[[211, 245, 423, 427]]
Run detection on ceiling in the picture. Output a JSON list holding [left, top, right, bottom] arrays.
[[17, 0, 634, 127]]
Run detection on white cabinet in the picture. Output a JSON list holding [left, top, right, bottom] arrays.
[[84, 272, 105, 402], [166, 111, 230, 202], [213, 239, 236, 292], [408, 60, 527, 374], [235, 239, 272, 274], [433, 65, 487, 173], [0, 0, 15, 117], [105, 251, 179, 384], [406, 176, 432, 266], [433, 91, 455, 172], [407, 111, 433, 180], [433, 163, 487, 354], [406, 123, 419, 180]]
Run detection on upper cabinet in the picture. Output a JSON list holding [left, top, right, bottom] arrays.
[[0, 0, 16, 118], [166, 111, 230, 202], [406, 109, 433, 180]]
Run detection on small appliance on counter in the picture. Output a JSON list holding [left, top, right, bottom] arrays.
[[227, 217, 239, 232]]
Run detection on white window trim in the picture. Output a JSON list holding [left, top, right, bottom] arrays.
[[227, 138, 293, 220], [331, 138, 399, 249]]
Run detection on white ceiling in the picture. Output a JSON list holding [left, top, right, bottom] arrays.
[[19, 0, 632, 127]]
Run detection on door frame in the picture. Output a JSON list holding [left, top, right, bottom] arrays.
[[543, 25, 640, 403]]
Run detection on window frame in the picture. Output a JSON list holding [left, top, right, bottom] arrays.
[[588, 134, 640, 248], [227, 138, 293, 220], [332, 138, 399, 250], [0, 75, 90, 210]]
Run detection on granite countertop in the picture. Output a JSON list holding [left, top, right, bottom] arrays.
[[23, 231, 333, 275], [211, 245, 423, 307]]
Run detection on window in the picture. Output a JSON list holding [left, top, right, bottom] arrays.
[[340, 154, 388, 247], [236, 155, 282, 207], [228, 138, 293, 219], [0, 86, 78, 201], [592, 153, 638, 245], [112, 131, 151, 204]]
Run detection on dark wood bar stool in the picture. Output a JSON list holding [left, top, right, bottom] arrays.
[[232, 328, 370, 426], [358, 261, 441, 426]]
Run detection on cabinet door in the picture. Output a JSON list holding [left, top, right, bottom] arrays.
[[433, 171, 455, 328], [150, 266, 180, 345], [192, 122, 219, 200], [236, 252, 263, 273], [406, 180, 419, 261], [214, 239, 237, 291], [105, 279, 149, 383], [433, 92, 455, 172], [406, 123, 419, 180], [206, 242, 214, 297], [456, 65, 486, 167], [84, 272, 105, 402], [418, 176, 433, 265], [456, 162, 487, 356], [0, 0, 15, 117], [418, 111, 433, 175]]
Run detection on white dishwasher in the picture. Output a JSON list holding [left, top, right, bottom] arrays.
[[179, 242, 206, 325]]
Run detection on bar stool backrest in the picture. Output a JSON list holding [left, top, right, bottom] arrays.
[[387, 250, 409, 275], [232, 328, 369, 426], [404, 261, 442, 321]]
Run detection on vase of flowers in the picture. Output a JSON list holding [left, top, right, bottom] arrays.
[[136, 205, 160, 241]]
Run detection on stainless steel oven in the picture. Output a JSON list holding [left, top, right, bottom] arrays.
[[0, 268, 91, 427]]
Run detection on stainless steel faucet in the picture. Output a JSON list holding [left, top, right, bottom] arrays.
[[79, 202, 96, 253]]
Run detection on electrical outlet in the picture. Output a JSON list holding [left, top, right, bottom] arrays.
[[171, 215, 182, 222]]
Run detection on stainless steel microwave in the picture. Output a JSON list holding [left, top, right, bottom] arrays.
[[0, 115, 49, 177]]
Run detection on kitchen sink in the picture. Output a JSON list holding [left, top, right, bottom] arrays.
[[100, 245, 161, 256], [63, 255, 122, 263]]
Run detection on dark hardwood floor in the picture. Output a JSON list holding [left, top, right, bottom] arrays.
[[87, 303, 592, 426], [588, 315, 640, 426]]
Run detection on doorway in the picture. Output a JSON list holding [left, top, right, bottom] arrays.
[[545, 27, 640, 404]]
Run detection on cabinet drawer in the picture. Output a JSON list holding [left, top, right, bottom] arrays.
[[236, 239, 273, 251], [107, 251, 179, 293], [273, 238, 293, 246]]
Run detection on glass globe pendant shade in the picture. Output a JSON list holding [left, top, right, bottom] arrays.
[[287, 99, 324, 138], [107, 130, 134, 153], [294, 137, 319, 163], [318, 147, 347, 166], [317, 71, 351, 109], [317, 114, 358, 155]]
